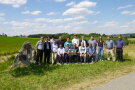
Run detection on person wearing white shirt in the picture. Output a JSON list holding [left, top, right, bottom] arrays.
[[79, 42, 87, 63], [51, 41, 58, 64], [50, 37, 55, 45], [72, 34, 79, 47], [57, 44, 65, 64], [80, 36, 87, 47]]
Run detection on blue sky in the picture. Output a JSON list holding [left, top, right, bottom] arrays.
[[0, 0, 135, 36]]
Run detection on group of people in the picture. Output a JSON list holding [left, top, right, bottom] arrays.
[[36, 34, 125, 65]]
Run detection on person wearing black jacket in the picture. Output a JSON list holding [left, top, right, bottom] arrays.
[[44, 37, 52, 64], [57, 36, 65, 48]]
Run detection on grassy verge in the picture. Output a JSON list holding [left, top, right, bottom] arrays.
[[0, 53, 135, 90]]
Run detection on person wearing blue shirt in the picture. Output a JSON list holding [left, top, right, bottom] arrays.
[[87, 43, 96, 63], [64, 38, 73, 48], [105, 36, 115, 61], [36, 36, 44, 65], [116, 36, 125, 61]]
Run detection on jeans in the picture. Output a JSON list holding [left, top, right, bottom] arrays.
[[44, 50, 51, 64], [116, 48, 123, 61], [87, 55, 95, 63], [64, 53, 69, 63], [98, 47, 104, 60], [58, 55, 64, 64]]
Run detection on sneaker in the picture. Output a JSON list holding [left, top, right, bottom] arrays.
[[90, 61, 93, 64]]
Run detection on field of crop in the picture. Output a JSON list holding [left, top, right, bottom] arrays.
[[0, 36, 129, 56], [0, 37, 134, 90], [0, 37, 38, 56], [128, 38, 135, 44]]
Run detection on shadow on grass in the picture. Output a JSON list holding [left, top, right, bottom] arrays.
[[123, 59, 132, 62], [11, 64, 62, 77]]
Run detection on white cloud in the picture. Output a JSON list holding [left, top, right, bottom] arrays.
[[73, 1, 96, 8], [63, 8, 94, 16], [54, 0, 66, 2], [0, 13, 5, 16], [46, 12, 57, 16], [0, 0, 27, 8], [4, 21, 35, 27], [63, 1, 98, 16], [66, 1, 75, 7], [21, 10, 42, 15], [120, 25, 129, 28], [2, 19, 135, 36], [121, 10, 135, 15], [99, 21, 118, 28], [117, 4, 133, 10], [34, 16, 85, 23]]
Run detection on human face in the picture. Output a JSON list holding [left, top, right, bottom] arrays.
[[67, 38, 70, 41], [54, 41, 56, 44], [74, 35, 77, 38], [40, 37, 44, 41], [82, 36, 85, 40], [81, 42, 84, 47], [91, 36, 94, 40], [59, 36, 62, 40], [89, 44, 92, 48], [118, 36, 122, 40], [59, 45, 62, 48], [107, 37, 110, 41]]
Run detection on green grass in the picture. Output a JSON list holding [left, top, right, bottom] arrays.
[[0, 37, 38, 55], [0, 54, 134, 90], [128, 38, 135, 44]]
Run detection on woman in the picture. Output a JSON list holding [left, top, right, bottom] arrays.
[[97, 36, 104, 61], [79, 42, 87, 63]]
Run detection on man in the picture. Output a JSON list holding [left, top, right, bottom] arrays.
[[80, 36, 87, 47], [87, 43, 96, 63], [44, 37, 52, 64], [72, 34, 79, 47], [50, 37, 55, 45], [57, 36, 65, 48], [36, 36, 44, 65], [64, 38, 73, 48], [64, 44, 70, 64], [105, 36, 115, 61], [79, 42, 87, 63], [88, 36, 97, 61], [57, 44, 65, 64], [88, 36, 97, 49], [116, 36, 125, 61], [51, 40, 58, 64]]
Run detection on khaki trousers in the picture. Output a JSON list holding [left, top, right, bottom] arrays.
[[106, 49, 115, 61]]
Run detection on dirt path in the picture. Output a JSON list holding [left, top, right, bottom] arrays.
[[92, 72, 135, 90]]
